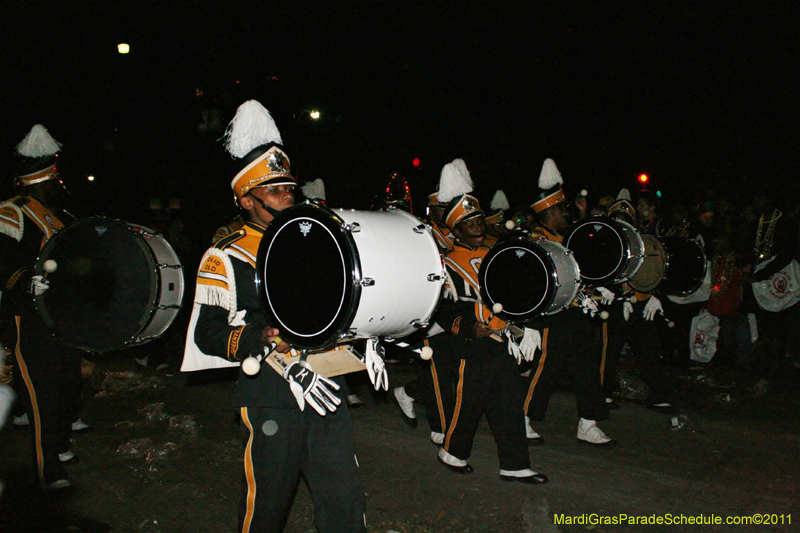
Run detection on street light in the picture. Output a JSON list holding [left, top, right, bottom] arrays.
[[117, 42, 130, 54], [309, 110, 320, 120]]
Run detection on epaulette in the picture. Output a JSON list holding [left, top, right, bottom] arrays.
[[13, 196, 31, 207], [213, 228, 247, 250], [0, 198, 25, 242]]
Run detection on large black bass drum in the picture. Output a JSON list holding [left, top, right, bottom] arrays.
[[658, 236, 708, 296], [478, 237, 581, 322], [34, 217, 184, 352], [562, 216, 644, 286], [257, 202, 445, 351]]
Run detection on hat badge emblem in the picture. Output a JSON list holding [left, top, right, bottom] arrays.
[[299, 221, 312, 236]]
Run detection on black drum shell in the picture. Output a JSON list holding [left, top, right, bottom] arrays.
[[34, 217, 181, 352], [658, 236, 707, 296]]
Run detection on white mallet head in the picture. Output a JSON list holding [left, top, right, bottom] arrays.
[[43, 259, 58, 273], [580, 189, 588, 197], [420, 346, 433, 360], [599, 310, 609, 320], [505, 220, 516, 230], [667, 321, 675, 328], [630, 295, 638, 304], [492, 302, 503, 315], [241, 356, 261, 376]]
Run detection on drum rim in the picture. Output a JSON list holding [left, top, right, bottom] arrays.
[[478, 239, 556, 322], [628, 233, 667, 293], [562, 215, 629, 284], [257, 203, 361, 350], [34, 216, 163, 353]]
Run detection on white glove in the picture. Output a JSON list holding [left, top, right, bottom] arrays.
[[519, 327, 541, 361], [623, 300, 633, 321], [596, 287, 615, 305], [29, 275, 49, 296], [365, 339, 389, 391], [282, 361, 341, 415], [579, 293, 598, 317], [507, 336, 524, 364], [643, 296, 663, 321]]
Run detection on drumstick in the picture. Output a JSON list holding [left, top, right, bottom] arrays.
[[392, 341, 434, 360], [486, 303, 504, 342], [242, 336, 283, 376], [486, 302, 503, 324]]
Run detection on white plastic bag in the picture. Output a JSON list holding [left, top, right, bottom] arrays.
[[689, 309, 720, 363], [752, 259, 800, 312]]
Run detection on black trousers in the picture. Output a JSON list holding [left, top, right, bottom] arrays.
[[524, 310, 608, 422], [14, 314, 81, 486], [442, 349, 530, 471], [238, 405, 366, 533], [602, 300, 670, 402], [405, 335, 457, 435]]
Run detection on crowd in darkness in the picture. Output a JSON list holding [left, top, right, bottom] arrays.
[[543, 182, 800, 391]]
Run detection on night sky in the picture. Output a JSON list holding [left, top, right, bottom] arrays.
[[1, 1, 798, 231]]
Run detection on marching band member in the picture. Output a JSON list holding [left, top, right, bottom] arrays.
[[184, 101, 366, 533], [484, 189, 510, 243], [0, 125, 82, 489], [392, 177, 458, 444], [600, 192, 674, 410], [427, 189, 455, 254], [433, 159, 546, 483], [523, 158, 615, 446]]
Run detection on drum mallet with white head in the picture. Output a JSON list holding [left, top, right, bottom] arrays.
[[242, 336, 284, 376], [43, 259, 58, 276]]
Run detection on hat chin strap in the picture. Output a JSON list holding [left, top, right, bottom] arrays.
[[247, 192, 282, 219]]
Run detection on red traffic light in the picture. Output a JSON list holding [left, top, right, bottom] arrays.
[[638, 173, 649, 184], [412, 157, 421, 168]]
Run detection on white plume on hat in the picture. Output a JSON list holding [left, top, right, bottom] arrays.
[[302, 179, 326, 201], [538, 158, 563, 190], [16, 124, 61, 158], [223, 100, 283, 159], [437, 158, 473, 204], [490, 190, 510, 211], [617, 188, 631, 201]]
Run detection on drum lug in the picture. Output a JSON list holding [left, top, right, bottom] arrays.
[[413, 224, 429, 234], [410, 319, 429, 329], [427, 273, 442, 281], [360, 278, 375, 287], [345, 222, 362, 233]]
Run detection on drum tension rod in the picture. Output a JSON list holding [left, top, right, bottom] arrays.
[[413, 224, 429, 234], [345, 222, 361, 233]]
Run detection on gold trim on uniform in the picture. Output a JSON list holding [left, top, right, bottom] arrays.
[[241, 407, 257, 533]]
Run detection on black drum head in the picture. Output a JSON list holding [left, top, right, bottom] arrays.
[[257, 203, 360, 350], [563, 217, 624, 284], [660, 237, 707, 295], [35, 217, 157, 352], [479, 240, 554, 322]]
